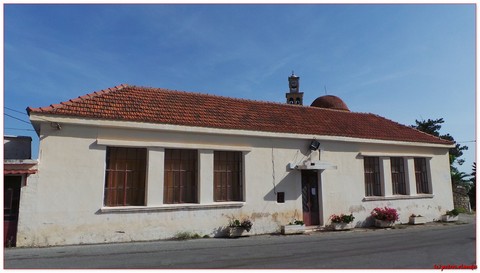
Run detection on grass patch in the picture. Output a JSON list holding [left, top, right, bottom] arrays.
[[174, 231, 202, 240]]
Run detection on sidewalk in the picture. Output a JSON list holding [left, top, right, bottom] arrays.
[[303, 213, 476, 234], [4, 214, 475, 269], [5, 213, 475, 251], [351, 212, 476, 232]]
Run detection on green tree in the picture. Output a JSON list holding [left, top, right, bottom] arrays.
[[468, 162, 476, 210], [412, 118, 471, 196], [412, 118, 468, 170], [451, 170, 472, 188]]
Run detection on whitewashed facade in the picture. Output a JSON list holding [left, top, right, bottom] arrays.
[[17, 112, 453, 247]]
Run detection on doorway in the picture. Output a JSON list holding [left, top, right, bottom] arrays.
[[301, 170, 320, 226], [4, 176, 22, 247]]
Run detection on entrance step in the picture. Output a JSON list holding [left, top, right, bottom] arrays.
[[304, 226, 324, 233]]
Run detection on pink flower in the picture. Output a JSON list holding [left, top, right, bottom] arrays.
[[371, 207, 399, 222], [330, 213, 355, 223]]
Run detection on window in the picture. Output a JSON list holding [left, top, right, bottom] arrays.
[[364, 157, 381, 196], [415, 158, 430, 194], [164, 149, 198, 204], [214, 151, 243, 202], [391, 157, 406, 195], [104, 147, 147, 206]]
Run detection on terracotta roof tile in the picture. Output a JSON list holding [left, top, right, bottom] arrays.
[[27, 84, 452, 145], [4, 169, 37, 175]]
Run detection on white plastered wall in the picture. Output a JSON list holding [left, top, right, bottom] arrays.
[[319, 141, 453, 227], [16, 120, 453, 246]]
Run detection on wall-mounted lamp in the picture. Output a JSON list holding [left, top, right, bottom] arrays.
[[50, 122, 62, 130], [309, 139, 320, 151]]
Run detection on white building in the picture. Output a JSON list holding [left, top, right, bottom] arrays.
[[4, 135, 37, 247], [19, 77, 454, 247]]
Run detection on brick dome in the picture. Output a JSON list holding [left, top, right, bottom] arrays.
[[310, 95, 350, 112]]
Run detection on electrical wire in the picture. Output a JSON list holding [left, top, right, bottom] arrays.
[[4, 127, 35, 131], [457, 140, 476, 143], [5, 105, 60, 125], [4, 106, 28, 116], [4, 113, 31, 124]]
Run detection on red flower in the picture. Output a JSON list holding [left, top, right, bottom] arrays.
[[371, 207, 399, 222]]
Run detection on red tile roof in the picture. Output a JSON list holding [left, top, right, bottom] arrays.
[[27, 84, 452, 146], [4, 169, 37, 175]]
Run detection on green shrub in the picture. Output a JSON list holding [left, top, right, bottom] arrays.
[[455, 207, 467, 214], [174, 231, 202, 240], [446, 208, 460, 216]]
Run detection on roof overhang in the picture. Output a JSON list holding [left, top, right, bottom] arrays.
[[28, 113, 455, 149]]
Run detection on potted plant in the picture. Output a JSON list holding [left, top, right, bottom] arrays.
[[408, 214, 427, 225], [441, 209, 459, 222], [281, 219, 305, 235], [228, 218, 253, 238], [329, 213, 355, 230], [371, 207, 399, 228]]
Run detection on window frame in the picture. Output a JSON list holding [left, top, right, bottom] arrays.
[[390, 157, 407, 195], [414, 157, 430, 194], [364, 156, 382, 197], [163, 149, 199, 204], [213, 151, 243, 202], [104, 147, 147, 207]]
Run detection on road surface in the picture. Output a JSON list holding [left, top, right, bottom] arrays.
[[4, 215, 476, 269]]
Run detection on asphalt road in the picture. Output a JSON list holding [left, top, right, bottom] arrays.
[[4, 216, 476, 269]]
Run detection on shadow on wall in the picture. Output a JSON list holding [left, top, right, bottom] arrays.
[[212, 226, 230, 238], [355, 216, 375, 227], [263, 170, 300, 202]]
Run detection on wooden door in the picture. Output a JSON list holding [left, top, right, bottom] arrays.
[[301, 170, 320, 226], [4, 176, 22, 247]]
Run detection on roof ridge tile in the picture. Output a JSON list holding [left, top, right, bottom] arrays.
[[128, 84, 311, 109], [27, 84, 130, 115], [367, 113, 453, 145], [409, 124, 454, 144]]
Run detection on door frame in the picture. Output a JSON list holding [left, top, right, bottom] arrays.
[[4, 175, 24, 247], [301, 170, 323, 226]]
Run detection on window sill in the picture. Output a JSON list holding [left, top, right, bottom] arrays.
[[99, 202, 245, 213], [363, 194, 434, 202]]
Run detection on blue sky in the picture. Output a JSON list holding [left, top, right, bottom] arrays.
[[3, 3, 476, 173]]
